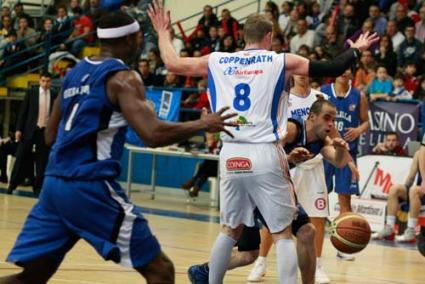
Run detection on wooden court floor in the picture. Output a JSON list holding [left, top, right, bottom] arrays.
[[1, 189, 424, 284]]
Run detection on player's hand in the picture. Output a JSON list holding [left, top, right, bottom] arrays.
[[344, 127, 361, 142], [347, 31, 380, 53], [331, 137, 349, 150], [201, 107, 237, 138], [348, 161, 360, 182], [287, 147, 313, 164], [147, 0, 171, 34]]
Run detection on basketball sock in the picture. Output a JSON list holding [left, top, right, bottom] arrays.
[[407, 218, 417, 229], [316, 257, 322, 267], [276, 238, 297, 284], [386, 215, 396, 227], [208, 233, 237, 284]]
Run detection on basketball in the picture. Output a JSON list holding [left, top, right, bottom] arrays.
[[330, 212, 371, 254]]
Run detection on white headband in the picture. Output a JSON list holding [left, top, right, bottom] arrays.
[[97, 21, 140, 39]]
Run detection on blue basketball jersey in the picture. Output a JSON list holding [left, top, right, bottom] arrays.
[[320, 83, 361, 154], [45, 58, 130, 180]]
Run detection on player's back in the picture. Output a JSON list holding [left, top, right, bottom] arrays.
[[45, 58, 129, 180], [207, 49, 288, 143]]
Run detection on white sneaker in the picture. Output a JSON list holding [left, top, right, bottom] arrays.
[[336, 251, 355, 261], [371, 225, 395, 240], [395, 228, 416, 242], [315, 265, 330, 284], [247, 257, 267, 282]]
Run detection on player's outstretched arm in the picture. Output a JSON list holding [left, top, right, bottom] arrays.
[[45, 95, 62, 146], [285, 31, 379, 78], [321, 137, 351, 168], [109, 70, 236, 147], [148, 0, 209, 76]]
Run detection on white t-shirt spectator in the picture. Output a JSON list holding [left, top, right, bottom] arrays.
[[391, 31, 405, 52], [290, 30, 316, 53], [278, 13, 290, 32], [172, 37, 184, 56]]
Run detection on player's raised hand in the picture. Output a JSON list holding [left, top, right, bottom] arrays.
[[287, 147, 313, 164], [201, 107, 238, 138], [147, 0, 171, 34], [331, 137, 349, 150], [347, 31, 380, 53]]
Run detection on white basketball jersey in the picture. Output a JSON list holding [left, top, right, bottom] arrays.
[[288, 89, 328, 120], [207, 50, 288, 143]]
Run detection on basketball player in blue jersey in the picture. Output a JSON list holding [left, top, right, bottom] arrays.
[[320, 68, 369, 260], [187, 99, 352, 284], [149, 1, 378, 283], [0, 11, 237, 284]]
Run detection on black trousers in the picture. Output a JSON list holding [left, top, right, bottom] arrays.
[[0, 140, 17, 179], [10, 128, 50, 192]]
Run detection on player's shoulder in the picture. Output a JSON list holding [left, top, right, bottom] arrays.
[[310, 88, 329, 100]]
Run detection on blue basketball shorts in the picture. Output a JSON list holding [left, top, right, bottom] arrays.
[[323, 152, 359, 195], [7, 176, 160, 269]]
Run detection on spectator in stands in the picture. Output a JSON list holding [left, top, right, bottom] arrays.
[[0, 30, 28, 75], [368, 65, 393, 101], [1, 5, 10, 20], [354, 50, 376, 93], [36, 17, 54, 53], [264, 1, 279, 21], [336, 3, 359, 41], [68, 0, 80, 17], [398, 25, 424, 68], [148, 47, 166, 79], [271, 37, 284, 53], [403, 63, 419, 93], [372, 142, 425, 242], [297, 44, 310, 58], [306, 1, 324, 30], [386, 20, 405, 53], [220, 9, 239, 41], [170, 28, 184, 55], [208, 26, 221, 52], [1, 15, 12, 37], [283, 9, 299, 40], [163, 71, 181, 88], [346, 19, 379, 52], [53, 5, 73, 46], [17, 16, 37, 48], [323, 25, 343, 59], [278, 1, 292, 33], [368, 4, 387, 36], [83, 0, 103, 23], [395, 4, 415, 35], [12, 3, 33, 29], [391, 76, 412, 100], [137, 28, 157, 60], [374, 35, 398, 77], [290, 19, 315, 53], [136, 58, 159, 87], [60, 6, 94, 57], [236, 25, 245, 49], [220, 34, 235, 52], [416, 5, 425, 42], [264, 5, 283, 40], [372, 132, 407, 156], [197, 5, 219, 37], [182, 79, 209, 110], [190, 28, 209, 52], [413, 77, 425, 102], [7, 73, 57, 196]]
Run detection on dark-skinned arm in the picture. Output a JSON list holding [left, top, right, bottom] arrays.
[[45, 95, 62, 147]]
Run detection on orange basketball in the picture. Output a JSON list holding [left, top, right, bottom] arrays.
[[330, 212, 371, 254]]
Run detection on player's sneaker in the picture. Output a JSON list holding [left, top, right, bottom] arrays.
[[315, 264, 331, 284], [247, 257, 267, 282], [371, 225, 395, 240], [395, 228, 416, 243], [336, 251, 356, 261], [187, 263, 209, 284]]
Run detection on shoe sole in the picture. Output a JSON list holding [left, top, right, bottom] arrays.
[[247, 272, 266, 282]]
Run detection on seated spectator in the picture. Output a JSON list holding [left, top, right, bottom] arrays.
[[391, 76, 412, 100], [290, 19, 315, 53], [386, 20, 405, 53], [0, 30, 28, 75], [68, 0, 81, 17], [208, 26, 221, 52], [136, 28, 157, 60], [283, 7, 299, 40], [395, 4, 415, 35], [306, 1, 324, 30], [354, 50, 376, 93], [413, 77, 425, 102], [372, 141, 425, 242], [60, 7, 94, 57], [372, 131, 407, 156], [264, 7, 283, 40], [163, 71, 181, 88], [12, 3, 33, 30], [83, 0, 103, 23], [236, 26, 245, 49], [374, 35, 397, 77], [323, 25, 343, 59], [346, 19, 379, 52], [1, 5, 11, 21], [220, 34, 235, 52], [182, 80, 209, 110], [136, 59, 159, 87], [369, 66, 393, 101], [398, 25, 424, 68], [271, 37, 284, 53], [1, 15, 12, 37], [190, 28, 209, 51], [297, 44, 310, 58], [264, 1, 279, 21], [220, 9, 239, 41], [336, 3, 359, 41], [197, 5, 219, 36], [278, 1, 292, 32], [368, 4, 387, 36], [170, 28, 184, 55], [52, 5, 73, 46], [403, 63, 419, 93], [17, 16, 37, 48], [148, 47, 166, 80], [416, 5, 425, 42]]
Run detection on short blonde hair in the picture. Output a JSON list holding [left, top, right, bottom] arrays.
[[243, 13, 273, 44]]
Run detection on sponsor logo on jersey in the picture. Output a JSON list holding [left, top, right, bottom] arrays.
[[231, 115, 255, 131], [63, 85, 90, 99], [226, 157, 252, 171], [290, 107, 310, 118], [349, 104, 356, 112], [315, 198, 327, 210], [223, 66, 264, 76], [224, 66, 238, 75]]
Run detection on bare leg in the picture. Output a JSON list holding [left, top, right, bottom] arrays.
[[228, 250, 259, 269], [135, 251, 175, 284], [409, 186, 424, 220], [338, 194, 352, 213], [259, 227, 273, 257], [310, 217, 325, 258], [0, 257, 59, 284], [387, 184, 407, 217], [296, 223, 316, 284]]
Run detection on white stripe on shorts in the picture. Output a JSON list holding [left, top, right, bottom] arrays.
[[105, 181, 137, 268]]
